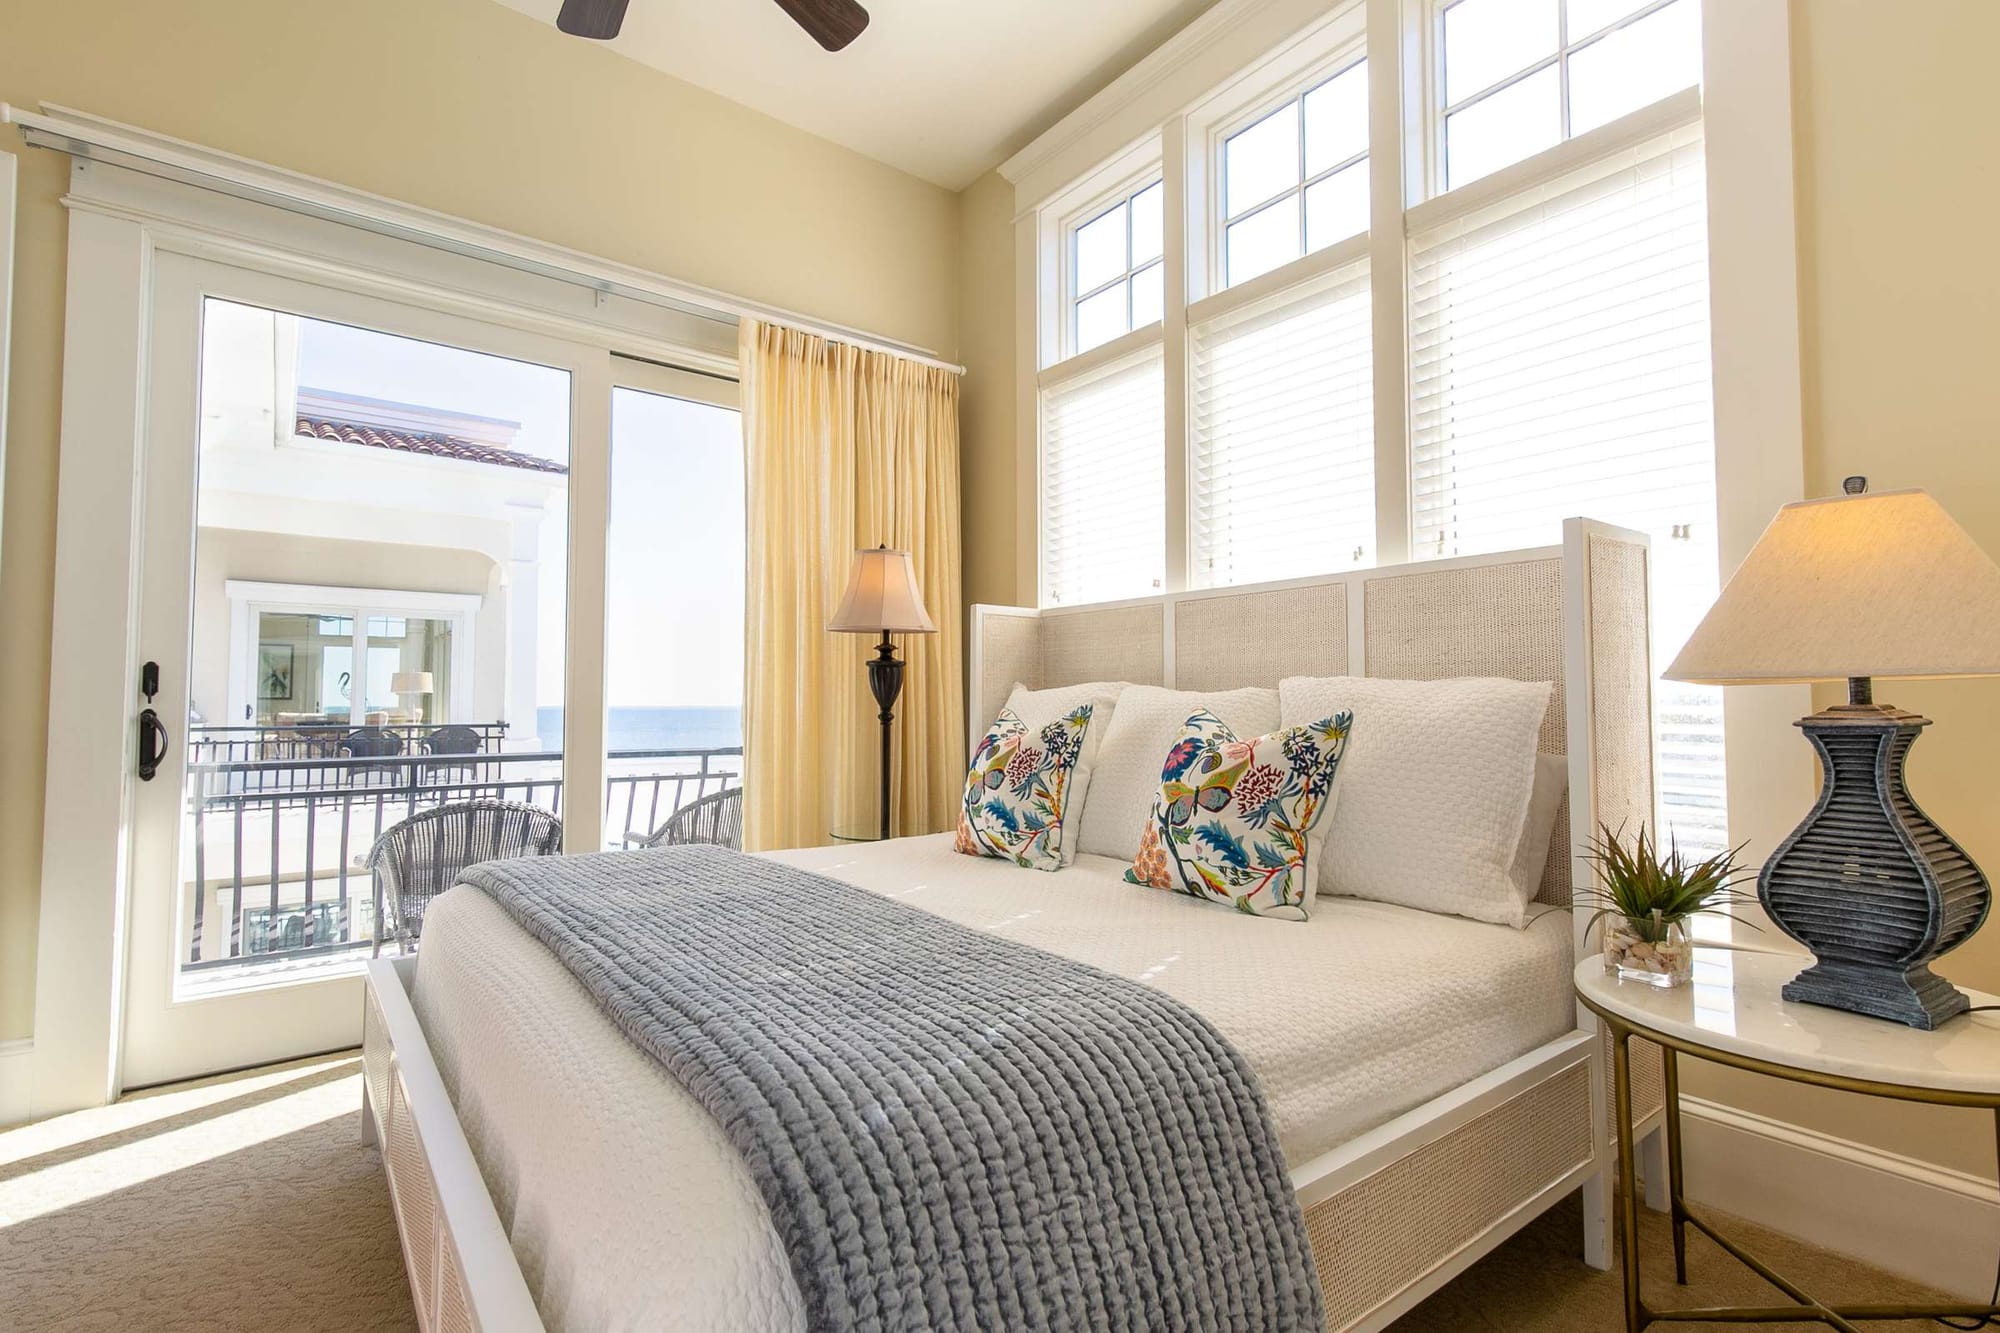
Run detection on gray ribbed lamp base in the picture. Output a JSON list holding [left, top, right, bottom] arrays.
[[1761, 680, 1989, 1032]]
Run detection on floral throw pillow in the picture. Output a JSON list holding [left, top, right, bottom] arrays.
[[953, 704, 1094, 871], [1126, 708, 1353, 919]]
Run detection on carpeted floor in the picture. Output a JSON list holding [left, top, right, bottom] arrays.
[[0, 1053, 1965, 1331]]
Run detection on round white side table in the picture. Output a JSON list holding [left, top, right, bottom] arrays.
[[1574, 947, 2000, 1332]]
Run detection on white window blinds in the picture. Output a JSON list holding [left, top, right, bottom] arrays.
[[1190, 259, 1375, 587], [1408, 120, 1724, 852], [1040, 348, 1166, 606]]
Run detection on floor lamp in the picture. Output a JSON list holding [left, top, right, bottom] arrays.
[[828, 546, 936, 841]]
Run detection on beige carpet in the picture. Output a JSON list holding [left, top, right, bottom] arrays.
[[0, 1054, 1966, 1331]]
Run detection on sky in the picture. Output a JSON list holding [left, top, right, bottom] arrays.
[[295, 320, 745, 710]]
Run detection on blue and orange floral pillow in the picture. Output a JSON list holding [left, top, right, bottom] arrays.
[[954, 705, 1094, 872], [1126, 708, 1353, 919]]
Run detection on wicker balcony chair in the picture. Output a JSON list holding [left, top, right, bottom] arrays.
[[366, 799, 563, 955], [623, 786, 743, 851]]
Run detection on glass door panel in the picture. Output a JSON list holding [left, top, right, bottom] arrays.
[[124, 252, 595, 1088], [602, 366, 745, 849]]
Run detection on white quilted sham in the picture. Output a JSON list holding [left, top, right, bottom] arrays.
[[412, 833, 1574, 1332], [1281, 674, 1552, 928]]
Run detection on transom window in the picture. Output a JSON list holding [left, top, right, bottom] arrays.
[[1440, 0, 1700, 188], [1070, 179, 1165, 354], [1221, 58, 1369, 287]]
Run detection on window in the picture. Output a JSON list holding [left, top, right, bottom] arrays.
[[1040, 348, 1166, 605], [1410, 122, 1722, 849], [1221, 59, 1369, 286], [603, 373, 745, 846], [1070, 180, 1165, 355], [1439, 0, 1700, 188], [1190, 258, 1374, 586], [1028, 0, 1726, 851]]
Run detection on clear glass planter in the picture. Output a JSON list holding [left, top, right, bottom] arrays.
[[1603, 918, 1693, 987]]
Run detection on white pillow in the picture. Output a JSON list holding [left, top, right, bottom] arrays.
[[1279, 675, 1552, 927], [1077, 685, 1280, 863], [1509, 754, 1569, 910], [1002, 681, 1127, 864]]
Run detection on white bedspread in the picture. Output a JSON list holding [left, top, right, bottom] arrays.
[[412, 834, 1574, 1332]]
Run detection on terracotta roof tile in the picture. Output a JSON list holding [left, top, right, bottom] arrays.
[[295, 416, 568, 475]]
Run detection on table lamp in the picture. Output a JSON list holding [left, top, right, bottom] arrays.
[[390, 671, 434, 726], [827, 546, 936, 841], [1666, 481, 2000, 1028]]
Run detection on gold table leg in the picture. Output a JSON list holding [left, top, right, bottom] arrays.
[[1663, 1046, 1687, 1285], [1593, 1010, 1998, 1330], [1612, 1024, 1645, 1332]]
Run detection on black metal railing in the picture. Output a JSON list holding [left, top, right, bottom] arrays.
[[186, 720, 513, 786], [180, 745, 741, 968]]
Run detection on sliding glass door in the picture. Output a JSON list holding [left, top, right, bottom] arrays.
[[121, 253, 741, 1088]]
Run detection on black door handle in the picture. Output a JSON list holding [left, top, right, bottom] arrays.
[[138, 707, 169, 782]]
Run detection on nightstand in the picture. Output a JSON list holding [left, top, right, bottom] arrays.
[[1574, 947, 2000, 1332]]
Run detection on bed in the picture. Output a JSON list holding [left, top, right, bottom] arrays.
[[361, 519, 1669, 1332]]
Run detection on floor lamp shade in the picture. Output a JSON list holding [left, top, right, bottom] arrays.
[[1667, 487, 2000, 1028], [828, 547, 937, 841]]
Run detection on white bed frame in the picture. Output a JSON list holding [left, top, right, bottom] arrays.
[[362, 518, 1667, 1332]]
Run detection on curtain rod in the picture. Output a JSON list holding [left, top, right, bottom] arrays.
[[1, 103, 966, 376]]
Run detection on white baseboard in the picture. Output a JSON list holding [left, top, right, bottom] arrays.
[[1680, 1094, 1999, 1300], [0, 1039, 31, 1130]]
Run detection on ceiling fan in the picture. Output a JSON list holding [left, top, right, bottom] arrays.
[[556, 0, 871, 52]]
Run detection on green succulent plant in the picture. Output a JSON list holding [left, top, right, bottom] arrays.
[[1581, 823, 1761, 944]]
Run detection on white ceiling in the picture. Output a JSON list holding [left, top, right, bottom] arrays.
[[493, 0, 1215, 189]]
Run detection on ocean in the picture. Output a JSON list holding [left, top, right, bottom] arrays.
[[537, 705, 743, 754]]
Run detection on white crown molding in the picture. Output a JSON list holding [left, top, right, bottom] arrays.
[[999, 0, 1283, 189]]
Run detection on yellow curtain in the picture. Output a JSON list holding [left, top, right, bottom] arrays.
[[741, 320, 965, 851]]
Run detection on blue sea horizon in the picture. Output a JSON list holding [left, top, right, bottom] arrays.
[[537, 705, 743, 754]]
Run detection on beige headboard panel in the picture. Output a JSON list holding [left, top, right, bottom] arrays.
[[968, 520, 1654, 926], [1175, 582, 1348, 690]]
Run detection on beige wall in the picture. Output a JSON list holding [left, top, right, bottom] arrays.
[[1681, 0, 2000, 1177], [0, 0, 961, 1040], [956, 171, 1021, 617]]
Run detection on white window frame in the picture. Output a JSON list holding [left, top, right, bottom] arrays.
[[1211, 48, 1371, 292], [1065, 177, 1166, 357], [1429, 0, 1696, 197], [1007, 0, 1810, 908]]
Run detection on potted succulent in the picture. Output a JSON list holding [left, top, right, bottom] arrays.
[[1583, 824, 1758, 987]]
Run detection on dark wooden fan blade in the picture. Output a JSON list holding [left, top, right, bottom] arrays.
[[773, 0, 870, 51], [556, 0, 630, 40]]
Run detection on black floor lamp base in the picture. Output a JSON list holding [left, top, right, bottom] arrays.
[[1760, 680, 1989, 1032], [864, 633, 904, 843]]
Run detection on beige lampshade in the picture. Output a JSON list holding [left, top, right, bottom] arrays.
[[1666, 489, 2000, 685], [390, 671, 434, 694], [827, 547, 937, 634]]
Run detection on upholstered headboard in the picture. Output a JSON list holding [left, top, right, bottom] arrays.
[[967, 520, 1655, 940]]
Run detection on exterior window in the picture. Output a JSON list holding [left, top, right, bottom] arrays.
[[1410, 123, 1723, 852], [1040, 348, 1166, 605], [1440, 0, 1700, 188], [1222, 59, 1368, 287], [1190, 259, 1374, 587], [1070, 180, 1164, 355]]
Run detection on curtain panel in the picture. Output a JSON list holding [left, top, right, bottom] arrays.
[[741, 320, 965, 851]]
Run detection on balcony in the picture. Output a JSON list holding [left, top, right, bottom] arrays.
[[180, 721, 740, 971]]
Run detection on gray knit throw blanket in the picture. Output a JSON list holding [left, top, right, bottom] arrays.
[[462, 845, 1324, 1332]]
